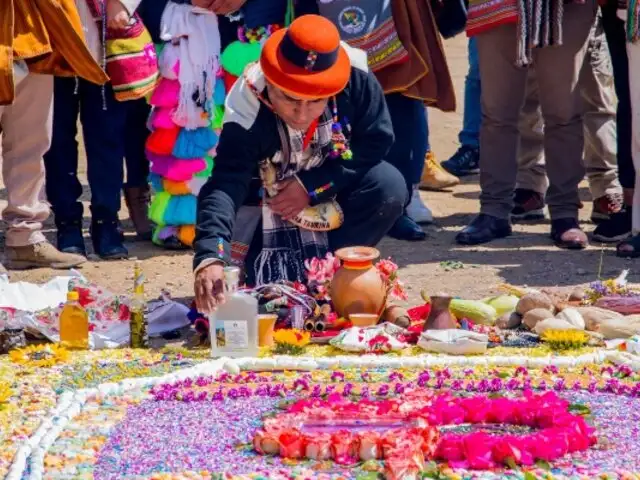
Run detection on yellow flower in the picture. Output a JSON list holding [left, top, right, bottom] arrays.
[[273, 329, 310, 347], [9, 344, 70, 368], [272, 329, 310, 355], [541, 329, 589, 351], [0, 382, 13, 403]]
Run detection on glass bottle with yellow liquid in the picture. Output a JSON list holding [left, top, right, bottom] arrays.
[[59, 291, 89, 349]]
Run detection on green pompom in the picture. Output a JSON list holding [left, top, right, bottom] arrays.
[[195, 156, 215, 178], [221, 41, 262, 77], [211, 105, 225, 130]]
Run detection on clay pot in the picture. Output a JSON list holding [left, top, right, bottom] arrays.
[[423, 295, 457, 330], [349, 313, 379, 327], [258, 314, 277, 347], [330, 247, 387, 319]]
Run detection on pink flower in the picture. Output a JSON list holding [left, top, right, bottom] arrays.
[[462, 433, 497, 469], [376, 258, 398, 280], [390, 280, 408, 301], [492, 437, 524, 465], [436, 435, 465, 461]]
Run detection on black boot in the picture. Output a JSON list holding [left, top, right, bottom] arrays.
[[55, 219, 86, 256], [91, 218, 128, 260]]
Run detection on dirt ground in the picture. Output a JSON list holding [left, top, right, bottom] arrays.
[[1, 36, 638, 306]]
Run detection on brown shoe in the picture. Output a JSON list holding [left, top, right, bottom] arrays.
[[5, 241, 86, 270], [419, 152, 460, 191], [124, 186, 153, 241], [551, 218, 588, 250]]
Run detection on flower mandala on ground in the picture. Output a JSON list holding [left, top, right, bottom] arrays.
[[0, 381, 13, 406], [9, 344, 70, 368], [273, 329, 311, 355]]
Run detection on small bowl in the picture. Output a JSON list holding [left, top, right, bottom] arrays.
[[349, 313, 379, 327]]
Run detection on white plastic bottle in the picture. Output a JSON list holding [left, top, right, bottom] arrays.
[[209, 266, 259, 358]]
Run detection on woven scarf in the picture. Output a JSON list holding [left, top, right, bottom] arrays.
[[515, 0, 565, 66], [627, 0, 640, 41], [159, 3, 220, 130]]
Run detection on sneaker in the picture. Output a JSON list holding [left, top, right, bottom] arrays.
[[406, 188, 433, 224], [56, 220, 86, 256], [4, 241, 87, 270], [419, 151, 460, 191], [591, 192, 623, 223], [511, 188, 545, 220], [91, 219, 129, 260], [592, 207, 632, 243], [441, 145, 480, 177]]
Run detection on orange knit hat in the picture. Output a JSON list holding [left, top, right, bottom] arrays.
[[260, 15, 351, 99]]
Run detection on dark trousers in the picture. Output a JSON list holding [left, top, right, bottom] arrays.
[[384, 93, 429, 206], [601, 4, 634, 189], [244, 160, 405, 285], [125, 99, 151, 188], [44, 78, 149, 222]]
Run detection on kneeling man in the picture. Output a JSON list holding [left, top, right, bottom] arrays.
[[193, 15, 405, 312]]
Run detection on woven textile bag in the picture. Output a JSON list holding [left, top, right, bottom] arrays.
[[317, 0, 409, 71]]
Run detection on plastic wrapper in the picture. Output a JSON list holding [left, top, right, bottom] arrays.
[[418, 329, 488, 355], [329, 324, 409, 353]]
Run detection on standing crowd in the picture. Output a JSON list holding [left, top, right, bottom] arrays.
[[1, 0, 639, 280]]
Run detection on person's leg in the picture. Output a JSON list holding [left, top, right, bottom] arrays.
[[617, 41, 640, 256], [408, 108, 436, 219], [513, 67, 547, 220], [594, 4, 634, 242], [123, 98, 153, 240], [1, 71, 85, 269], [442, 37, 481, 176], [535, 0, 596, 249], [80, 81, 128, 259], [456, 24, 528, 245], [580, 11, 622, 223], [384, 93, 428, 240], [329, 161, 405, 249], [43, 77, 86, 254]]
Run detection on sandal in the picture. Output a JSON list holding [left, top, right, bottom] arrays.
[[616, 233, 640, 258]]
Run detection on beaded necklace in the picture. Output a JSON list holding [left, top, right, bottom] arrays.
[[238, 24, 282, 44], [243, 72, 353, 161]]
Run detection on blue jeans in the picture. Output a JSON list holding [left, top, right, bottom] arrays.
[[385, 93, 429, 201], [459, 37, 481, 148]]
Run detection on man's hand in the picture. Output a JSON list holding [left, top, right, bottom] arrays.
[[209, 0, 248, 14], [194, 262, 226, 314], [106, 0, 131, 29], [267, 178, 310, 221]]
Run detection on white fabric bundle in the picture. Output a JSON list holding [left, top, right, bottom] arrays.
[[160, 3, 221, 130]]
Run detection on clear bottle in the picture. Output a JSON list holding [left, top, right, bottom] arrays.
[[59, 291, 89, 350], [130, 261, 148, 348], [209, 266, 258, 358]]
